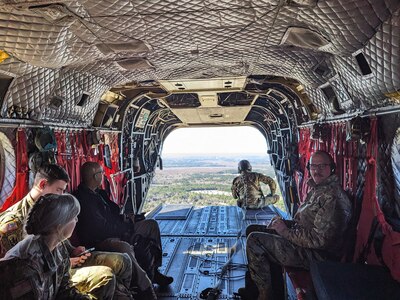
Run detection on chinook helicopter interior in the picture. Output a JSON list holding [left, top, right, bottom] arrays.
[[1, 0, 400, 299]]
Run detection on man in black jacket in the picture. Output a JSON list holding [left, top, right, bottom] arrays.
[[74, 162, 173, 298]]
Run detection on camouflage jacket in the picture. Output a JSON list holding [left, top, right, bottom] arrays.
[[0, 193, 34, 256], [232, 171, 277, 209], [282, 175, 352, 254], [2, 235, 89, 299]]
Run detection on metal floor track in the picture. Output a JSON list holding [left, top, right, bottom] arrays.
[[148, 205, 276, 299]]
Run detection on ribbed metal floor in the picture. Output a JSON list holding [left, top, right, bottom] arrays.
[[149, 205, 276, 299]]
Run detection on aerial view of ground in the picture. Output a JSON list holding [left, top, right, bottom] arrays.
[[143, 154, 284, 213]]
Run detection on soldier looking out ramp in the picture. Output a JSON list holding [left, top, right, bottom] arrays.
[[231, 160, 279, 209]]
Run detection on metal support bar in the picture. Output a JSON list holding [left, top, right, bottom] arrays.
[[298, 105, 400, 128], [110, 168, 132, 177], [0, 118, 121, 132]]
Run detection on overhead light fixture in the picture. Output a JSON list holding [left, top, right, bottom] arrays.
[[290, 0, 318, 6], [117, 58, 154, 70], [209, 113, 223, 118], [96, 40, 152, 55], [48, 95, 64, 110], [76, 91, 90, 107], [281, 27, 330, 50]]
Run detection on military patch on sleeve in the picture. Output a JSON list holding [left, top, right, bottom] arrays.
[[0, 218, 23, 252]]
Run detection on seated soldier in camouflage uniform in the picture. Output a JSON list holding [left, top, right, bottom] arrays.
[[0, 164, 133, 299], [238, 151, 352, 300], [231, 160, 279, 209], [2, 194, 93, 299]]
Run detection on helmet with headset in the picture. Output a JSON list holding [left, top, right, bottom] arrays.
[[238, 160, 252, 173]]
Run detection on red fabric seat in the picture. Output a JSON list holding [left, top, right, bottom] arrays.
[[284, 267, 312, 300]]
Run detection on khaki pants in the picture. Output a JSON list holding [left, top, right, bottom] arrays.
[[70, 265, 115, 299], [70, 251, 133, 299]]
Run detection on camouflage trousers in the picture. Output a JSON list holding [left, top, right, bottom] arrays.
[[70, 251, 133, 299], [246, 228, 328, 300]]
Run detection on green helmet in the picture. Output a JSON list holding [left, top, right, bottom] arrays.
[[238, 160, 252, 173]]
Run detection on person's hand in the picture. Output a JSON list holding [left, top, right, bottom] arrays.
[[71, 246, 85, 257], [270, 218, 289, 237], [70, 254, 90, 267], [70, 246, 91, 268], [266, 193, 279, 204], [125, 213, 136, 224], [267, 216, 281, 228]]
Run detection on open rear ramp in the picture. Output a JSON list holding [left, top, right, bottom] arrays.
[[147, 205, 277, 299]]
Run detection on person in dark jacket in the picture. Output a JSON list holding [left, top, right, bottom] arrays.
[[238, 151, 352, 300], [74, 161, 173, 299]]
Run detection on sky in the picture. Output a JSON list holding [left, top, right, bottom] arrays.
[[162, 126, 268, 154]]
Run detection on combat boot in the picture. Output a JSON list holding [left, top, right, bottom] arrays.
[[235, 270, 259, 299], [153, 269, 173, 286]]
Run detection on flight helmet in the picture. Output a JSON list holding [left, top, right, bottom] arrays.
[[238, 160, 252, 173]]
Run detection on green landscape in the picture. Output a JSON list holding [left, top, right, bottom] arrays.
[[143, 154, 284, 213]]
